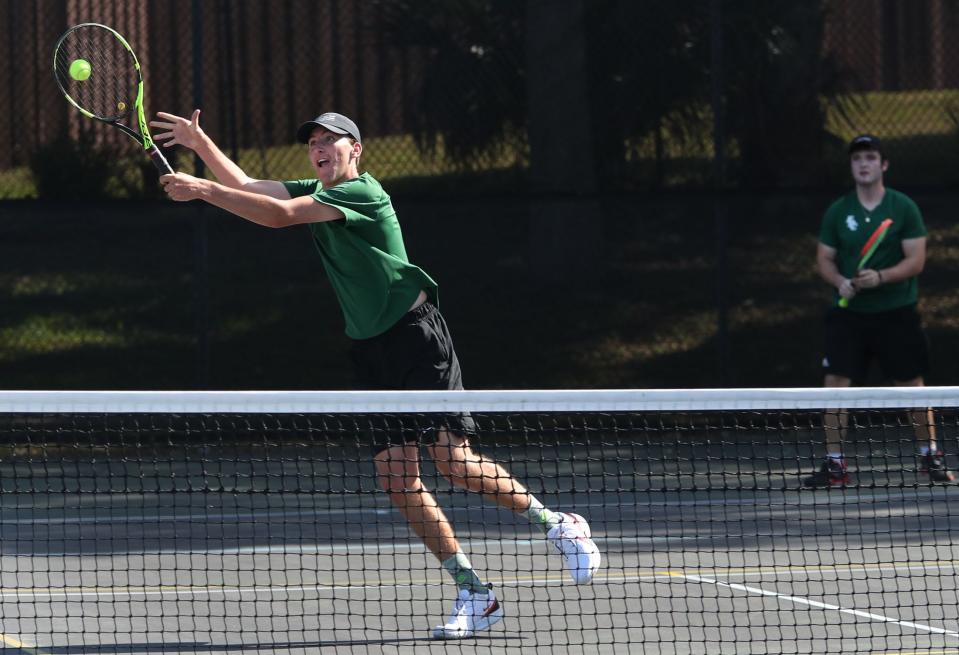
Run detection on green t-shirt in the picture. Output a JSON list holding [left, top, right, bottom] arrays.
[[283, 173, 438, 339], [819, 187, 926, 312]]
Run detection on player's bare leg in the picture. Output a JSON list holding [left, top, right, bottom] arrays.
[[374, 444, 503, 639], [429, 430, 600, 584], [823, 373, 852, 454], [895, 376, 955, 482], [894, 377, 935, 450], [374, 444, 459, 558], [804, 374, 852, 487], [428, 431, 532, 512]]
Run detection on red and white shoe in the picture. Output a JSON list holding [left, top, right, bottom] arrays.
[[921, 451, 956, 483], [547, 512, 601, 584], [802, 457, 849, 488], [431, 587, 504, 639]]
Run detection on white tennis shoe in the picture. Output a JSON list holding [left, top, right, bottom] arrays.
[[431, 587, 504, 640], [547, 512, 601, 584]]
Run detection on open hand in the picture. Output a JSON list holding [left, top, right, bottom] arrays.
[[151, 109, 205, 151]]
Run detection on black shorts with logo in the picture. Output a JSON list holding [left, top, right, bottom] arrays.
[[822, 303, 929, 384], [349, 302, 477, 453]]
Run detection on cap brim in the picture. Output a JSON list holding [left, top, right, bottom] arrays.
[[296, 121, 349, 144]]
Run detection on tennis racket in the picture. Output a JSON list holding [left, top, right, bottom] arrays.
[[53, 23, 172, 175], [838, 217, 893, 308]]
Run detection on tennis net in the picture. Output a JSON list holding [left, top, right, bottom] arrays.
[[1, 388, 958, 654]]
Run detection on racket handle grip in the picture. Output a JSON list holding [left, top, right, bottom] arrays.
[[838, 297, 849, 308], [147, 145, 174, 175]]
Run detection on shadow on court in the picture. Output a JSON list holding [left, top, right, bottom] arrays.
[[1, 419, 957, 653], [33, 634, 524, 654]]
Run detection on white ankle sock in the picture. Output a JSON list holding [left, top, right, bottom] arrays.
[[521, 496, 562, 534]]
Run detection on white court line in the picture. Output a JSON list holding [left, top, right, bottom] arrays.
[[156, 534, 715, 555], [2, 534, 959, 557], [2, 487, 954, 526], [671, 571, 959, 639], [708, 562, 959, 579], [0, 533, 825, 558], [0, 507, 394, 525]]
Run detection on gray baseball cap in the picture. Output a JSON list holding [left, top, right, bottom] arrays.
[[296, 112, 362, 144]]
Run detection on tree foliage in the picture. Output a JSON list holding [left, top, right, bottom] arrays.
[[373, 0, 527, 169], [30, 130, 117, 200], [584, 0, 711, 188], [375, 0, 856, 188], [718, 1, 858, 187]]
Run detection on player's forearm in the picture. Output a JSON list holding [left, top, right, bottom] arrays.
[[817, 257, 847, 289], [875, 257, 924, 285], [200, 182, 294, 228], [161, 171, 331, 223], [192, 134, 255, 188]]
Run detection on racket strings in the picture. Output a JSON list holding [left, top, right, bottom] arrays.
[[54, 25, 139, 121]]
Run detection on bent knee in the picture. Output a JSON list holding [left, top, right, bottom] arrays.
[[374, 446, 424, 493], [433, 458, 470, 482], [378, 473, 426, 494]]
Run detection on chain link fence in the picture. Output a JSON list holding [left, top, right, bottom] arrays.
[[3, 0, 959, 389], [5, 0, 959, 198]]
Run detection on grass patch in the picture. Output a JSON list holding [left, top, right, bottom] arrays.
[[5, 90, 959, 199], [210, 132, 527, 187], [828, 90, 959, 138], [0, 166, 35, 199], [5, 190, 958, 390]]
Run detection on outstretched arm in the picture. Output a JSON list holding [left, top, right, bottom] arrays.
[[160, 172, 341, 228], [150, 110, 290, 199]]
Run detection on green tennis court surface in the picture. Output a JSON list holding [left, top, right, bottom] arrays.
[[1, 389, 957, 654]]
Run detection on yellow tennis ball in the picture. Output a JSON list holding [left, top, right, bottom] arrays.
[[69, 59, 91, 81]]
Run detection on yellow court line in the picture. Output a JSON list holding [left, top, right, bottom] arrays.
[[0, 632, 43, 655], [0, 572, 636, 597], [2, 568, 956, 654], [5, 572, 641, 598]]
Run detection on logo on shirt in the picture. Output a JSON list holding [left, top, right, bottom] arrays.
[[845, 215, 858, 231]]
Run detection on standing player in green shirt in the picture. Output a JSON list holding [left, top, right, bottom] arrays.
[[804, 134, 954, 487], [151, 109, 601, 638]]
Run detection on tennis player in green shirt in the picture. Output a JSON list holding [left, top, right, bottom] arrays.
[[804, 134, 954, 488], [152, 109, 601, 638]]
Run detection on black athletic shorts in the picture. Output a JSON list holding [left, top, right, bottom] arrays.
[[822, 303, 929, 384], [349, 301, 477, 453]]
